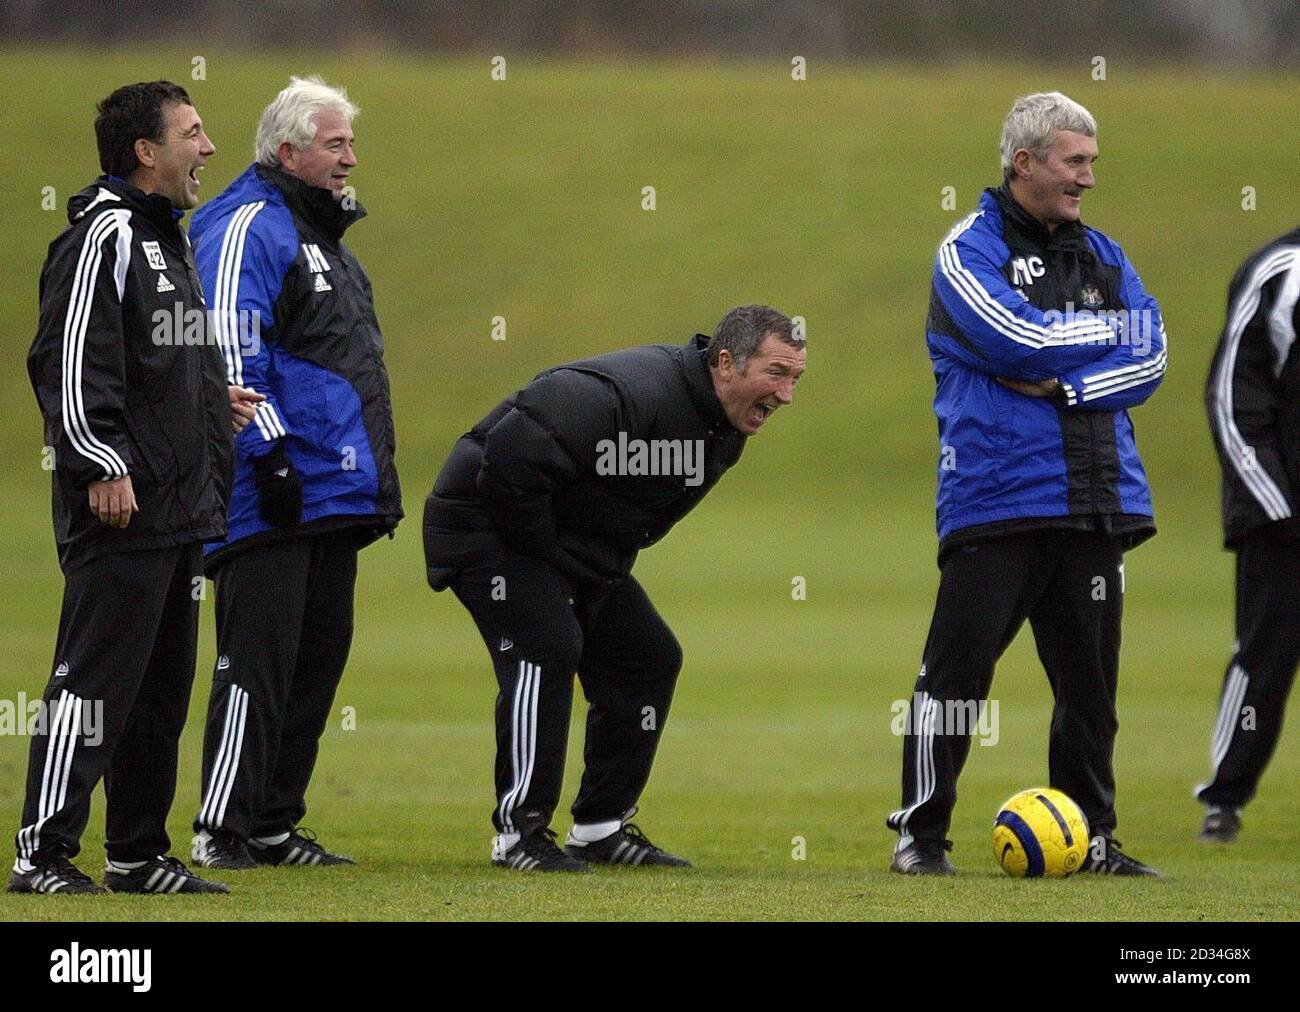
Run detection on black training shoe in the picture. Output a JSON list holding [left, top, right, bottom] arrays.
[[249, 828, 355, 867], [104, 855, 230, 894], [1080, 835, 1162, 877], [891, 834, 956, 875], [565, 821, 692, 867], [493, 827, 590, 872], [191, 829, 256, 869], [8, 852, 105, 895], [1198, 807, 1241, 844]]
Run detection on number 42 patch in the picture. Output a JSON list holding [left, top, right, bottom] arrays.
[[141, 240, 167, 271]]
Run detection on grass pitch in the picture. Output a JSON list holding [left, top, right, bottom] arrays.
[[0, 50, 1297, 920]]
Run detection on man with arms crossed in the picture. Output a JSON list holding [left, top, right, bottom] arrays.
[[887, 93, 1166, 876]]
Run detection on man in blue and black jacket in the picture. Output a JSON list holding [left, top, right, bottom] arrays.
[[187, 77, 401, 870], [886, 93, 1166, 876]]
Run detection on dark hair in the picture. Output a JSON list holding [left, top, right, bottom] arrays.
[[94, 81, 193, 177], [707, 304, 801, 370]]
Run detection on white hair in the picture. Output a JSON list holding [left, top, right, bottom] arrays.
[[255, 75, 358, 168], [999, 92, 1096, 180]]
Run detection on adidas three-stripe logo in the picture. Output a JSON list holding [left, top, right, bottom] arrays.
[[141, 866, 188, 893], [280, 845, 323, 866], [608, 839, 652, 866], [894, 843, 922, 872], [27, 870, 74, 894], [505, 851, 540, 871]]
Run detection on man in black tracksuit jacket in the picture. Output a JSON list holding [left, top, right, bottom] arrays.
[[424, 305, 806, 871], [13, 83, 239, 895], [1197, 227, 1300, 843]]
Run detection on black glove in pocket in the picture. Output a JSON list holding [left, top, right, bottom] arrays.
[[252, 444, 303, 527]]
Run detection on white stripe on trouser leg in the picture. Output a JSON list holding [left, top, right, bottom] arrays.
[[1209, 665, 1245, 769], [516, 663, 540, 809], [22, 690, 81, 860], [508, 662, 539, 833], [498, 660, 528, 832], [889, 691, 938, 833], [214, 689, 249, 827], [1207, 665, 1239, 766], [915, 694, 939, 833], [498, 660, 539, 833], [1210, 665, 1249, 773], [53, 694, 84, 819], [200, 686, 248, 828], [23, 690, 71, 858], [1195, 664, 1249, 799], [36, 692, 75, 833], [909, 695, 936, 834], [36, 692, 83, 858], [198, 685, 238, 827]]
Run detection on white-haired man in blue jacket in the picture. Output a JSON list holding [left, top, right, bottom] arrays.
[[887, 92, 1166, 877]]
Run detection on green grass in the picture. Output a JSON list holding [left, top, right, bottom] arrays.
[[0, 50, 1297, 920]]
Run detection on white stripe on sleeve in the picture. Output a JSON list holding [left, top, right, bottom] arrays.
[[1212, 247, 1298, 521], [61, 210, 132, 479]]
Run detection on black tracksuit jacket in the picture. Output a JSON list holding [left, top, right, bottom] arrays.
[[27, 176, 232, 570], [1206, 226, 1300, 548]]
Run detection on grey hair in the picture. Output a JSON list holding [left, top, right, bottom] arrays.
[[255, 75, 358, 168], [707, 305, 802, 372], [999, 92, 1096, 180]]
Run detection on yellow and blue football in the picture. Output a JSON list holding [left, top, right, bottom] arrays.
[[993, 787, 1089, 878]]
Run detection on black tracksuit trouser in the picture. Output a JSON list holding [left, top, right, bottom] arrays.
[[447, 548, 683, 834], [1196, 529, 1300, 809], [16, 543, 201, 865], [887, 528, 1125, 841], [194, 530, 357, 840]]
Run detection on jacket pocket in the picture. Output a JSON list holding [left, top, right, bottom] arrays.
[[122, 408, 166, 489], [963, 377, 1017, 454]]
